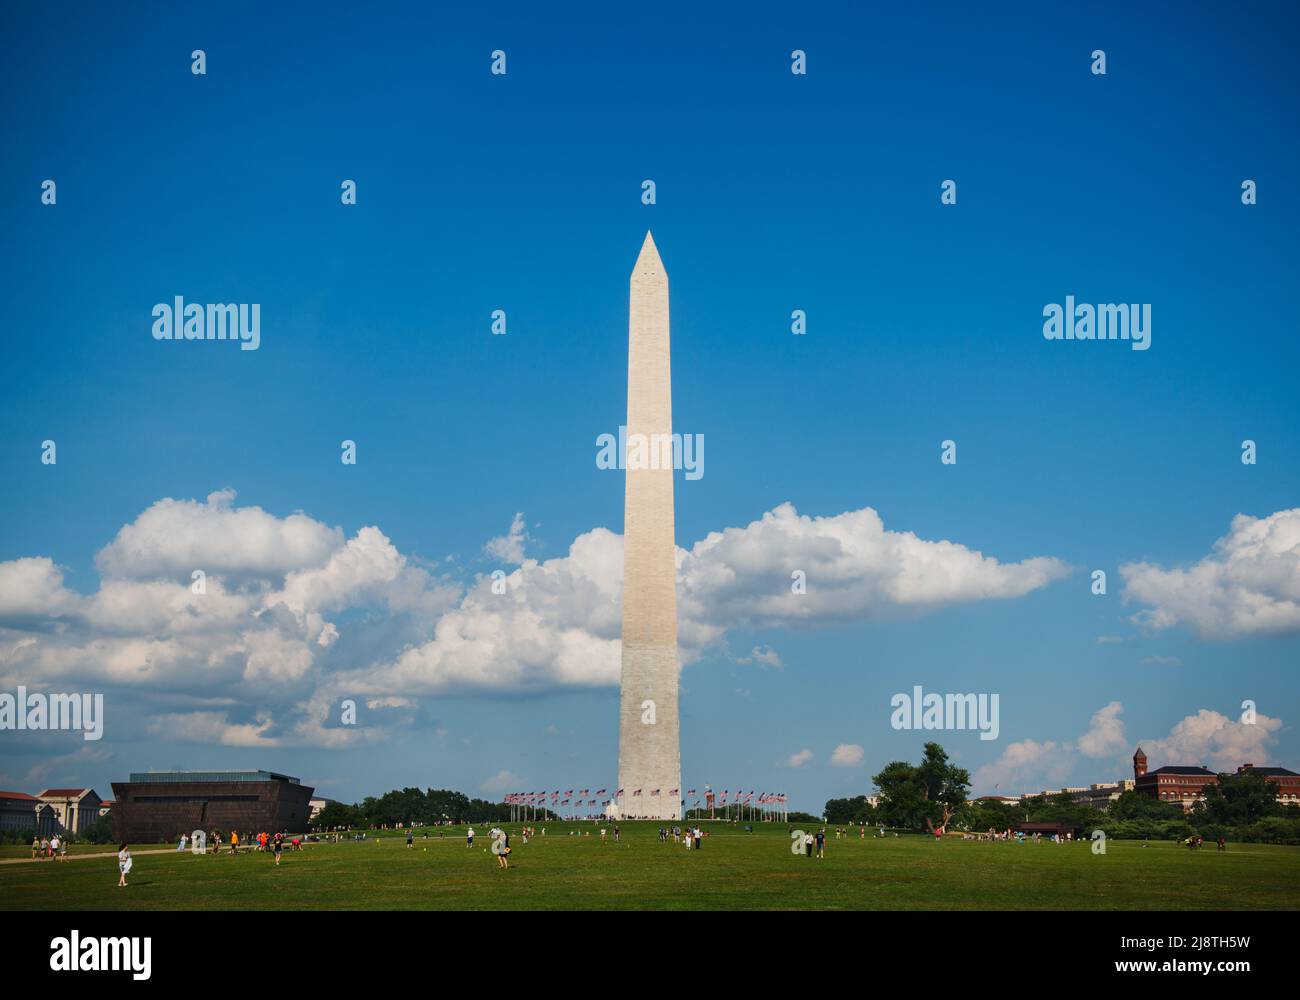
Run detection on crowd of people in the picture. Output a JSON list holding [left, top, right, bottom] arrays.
[[178, 828, 304, 859], [30, 835, 69, 861], [654, 824, 708, 848]]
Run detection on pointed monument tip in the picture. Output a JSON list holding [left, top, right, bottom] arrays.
[[634, 229, 664, 274]]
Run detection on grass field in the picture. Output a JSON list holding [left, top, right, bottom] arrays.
[[3, 823, 1297, 910]]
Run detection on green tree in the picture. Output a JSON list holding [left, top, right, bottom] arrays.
[[313, 801, 361, 829], [916, 742, 971, 831], [960, 799, 1019, 832], [1108, 790, 1184, 821], [824, 795, 876, 825], [872, 760, 927, 828], [872, 743, 970, 831], [1195, 770, 1282, 826]]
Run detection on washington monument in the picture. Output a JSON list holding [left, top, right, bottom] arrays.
[[611, 231, 682, 821]]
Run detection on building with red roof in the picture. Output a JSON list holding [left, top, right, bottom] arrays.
[[37, 787, 103, 836]]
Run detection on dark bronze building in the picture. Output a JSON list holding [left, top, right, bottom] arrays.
[[110, 770, 315, 842]]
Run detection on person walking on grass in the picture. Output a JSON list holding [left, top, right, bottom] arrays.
[[117, 843, 132, 887], [31, 836, 39, 859], [273, 831, 284, 866], [467, 826, 475, 849]]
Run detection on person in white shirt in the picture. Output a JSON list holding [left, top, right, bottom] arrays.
[[117, 843, 132, 887], [467, 827, 475, 848], [50, 835, 60, 861]]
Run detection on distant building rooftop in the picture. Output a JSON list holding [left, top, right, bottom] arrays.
[[126, 770, 300, 785]]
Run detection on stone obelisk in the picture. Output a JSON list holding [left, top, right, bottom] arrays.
[[613, 231, 681, 821]]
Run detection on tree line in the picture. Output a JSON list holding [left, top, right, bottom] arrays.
[[823, 742, 1300, 843], [312, 787, 514, 829]]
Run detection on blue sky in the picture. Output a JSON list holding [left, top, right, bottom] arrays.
[[2, 1, 1298, 811]]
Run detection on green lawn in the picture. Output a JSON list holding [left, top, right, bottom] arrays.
[[2, 823, 1296, 910]]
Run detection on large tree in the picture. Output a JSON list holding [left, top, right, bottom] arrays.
[[916, 742, 970, 831], [1195, 770, 1282, 826], [872, 743, 970, 831]]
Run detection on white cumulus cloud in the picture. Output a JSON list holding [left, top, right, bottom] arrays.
[[484, 512, 531, 565], [1077, 701, 1127, 759], [1122, 508, 1300, 639], [1139, 709, 1283, 772], [0, 492, 1070, 746]]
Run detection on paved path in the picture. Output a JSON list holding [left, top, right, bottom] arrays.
[[1, 848, 184, 866]]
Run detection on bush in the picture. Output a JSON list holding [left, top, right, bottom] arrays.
[[1234, 817, 1300, 845], [1091, 818, 1195, 842]]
